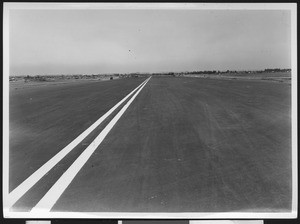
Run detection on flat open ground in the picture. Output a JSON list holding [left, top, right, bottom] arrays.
[[8, 76, 292, 213]]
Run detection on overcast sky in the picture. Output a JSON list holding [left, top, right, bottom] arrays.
[[9, 9, 291, 75]]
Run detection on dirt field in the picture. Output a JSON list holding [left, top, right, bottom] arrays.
[[182, 71, 291, 84]]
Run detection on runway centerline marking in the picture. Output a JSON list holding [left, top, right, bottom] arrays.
[[7, 78, 149, 209], [30, 77, 151, 213]]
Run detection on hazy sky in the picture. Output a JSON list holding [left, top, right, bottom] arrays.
[[9, 9, 291, 75]]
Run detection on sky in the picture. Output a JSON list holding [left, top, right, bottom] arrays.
[[9, 9, 291, 75]]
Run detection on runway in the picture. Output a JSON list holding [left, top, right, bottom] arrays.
[[8, 76, 292, 213]]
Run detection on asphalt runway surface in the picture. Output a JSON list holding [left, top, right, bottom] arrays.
[[8, 77, 292, 213]]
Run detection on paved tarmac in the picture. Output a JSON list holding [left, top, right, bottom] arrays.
[[8, 77, 292, 213]]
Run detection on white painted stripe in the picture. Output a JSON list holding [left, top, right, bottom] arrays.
[[7, 78, 149, 208], [30, 77, 151, 213]]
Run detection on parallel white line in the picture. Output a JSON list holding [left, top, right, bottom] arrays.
[[7, 78, 149, 209], [30, 77, 151, 213]]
